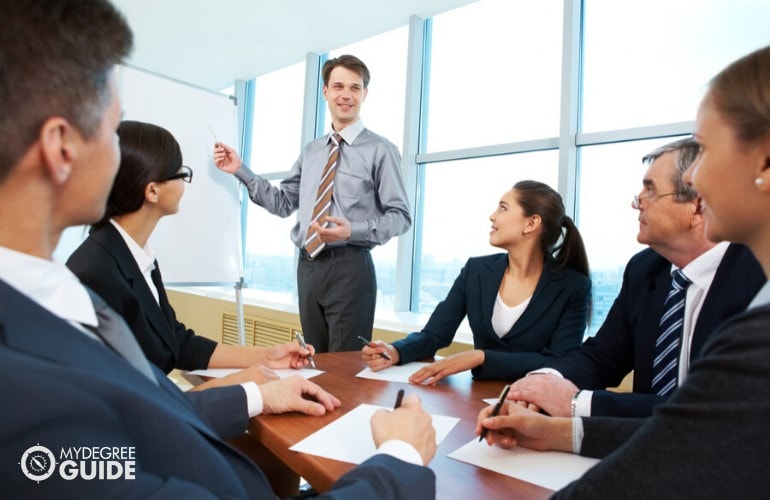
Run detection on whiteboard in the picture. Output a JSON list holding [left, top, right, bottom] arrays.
[[54, 66, 242, 285]]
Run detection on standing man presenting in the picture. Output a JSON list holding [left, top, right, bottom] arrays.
[[215, 55, 411, 352]]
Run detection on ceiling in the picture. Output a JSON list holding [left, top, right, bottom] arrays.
[[112, 0, 478, 91]]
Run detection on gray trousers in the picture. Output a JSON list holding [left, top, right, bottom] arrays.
[[297, 246, 376, 353]]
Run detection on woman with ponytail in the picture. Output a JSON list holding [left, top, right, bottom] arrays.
[[363, 180, 591, 383]]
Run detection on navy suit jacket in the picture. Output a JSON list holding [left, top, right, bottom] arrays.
[[393, 253, 591, 381], [67, 224, 216, 374], [550, 244, 765, 417], [0, 280, 435, 498]]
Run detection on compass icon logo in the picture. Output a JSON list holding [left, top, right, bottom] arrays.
[[20, 444, 56, 482]]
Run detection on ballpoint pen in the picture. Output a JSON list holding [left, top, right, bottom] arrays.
[[294, 332, 315, 368], [393, 389, 405, 409], [478, 384, 510, 442], [357, 335, 391, 361]]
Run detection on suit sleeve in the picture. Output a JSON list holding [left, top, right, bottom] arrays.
[[391, 262, 471, 364], [320, 454, 435, 500], [578, 416, 644, 458], [184, 385, 249, 440], [589, 390, 666, 418], [549, 262, 638, 389], [476, 273, 591, 380]]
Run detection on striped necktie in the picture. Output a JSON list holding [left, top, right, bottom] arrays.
[[651, 269, 691, 396], [304, 133, 342, 258]]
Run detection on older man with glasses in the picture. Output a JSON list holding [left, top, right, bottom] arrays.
[[506, 137, 765, 423]]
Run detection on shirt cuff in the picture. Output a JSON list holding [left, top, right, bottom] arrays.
[[349, 221, 367, 242], [571, 417, 584, 454], [528, 367, 564, 377], [241, 382, 263, 417], [575, 390, 593, 417], [376, 440, 423, 466]]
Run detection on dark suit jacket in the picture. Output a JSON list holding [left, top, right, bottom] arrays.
[[550, 244, 764, 417], [67, 223, 217, 374], [0, 280, 435, 498], [553, 302, 770, 499], [393, 253, 591, 381]]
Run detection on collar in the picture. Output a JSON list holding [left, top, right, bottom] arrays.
[[0, 245, 97, 327], [331, 118, 364, 146], [673, 241, 729, 291], [110, 219, 156, 276]]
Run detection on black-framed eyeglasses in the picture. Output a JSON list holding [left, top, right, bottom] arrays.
[[631, 191, 680, 209], [159, 165, 193, 183]]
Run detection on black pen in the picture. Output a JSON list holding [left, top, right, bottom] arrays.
[[393, 389, 405, 409], [479, 384, 510, 442], [357, 335, 391, 361], [294, 332, 315, 369]]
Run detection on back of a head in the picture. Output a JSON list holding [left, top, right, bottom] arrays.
[[708, 45, 770, 145], [0, 0, 132, 182], [514, 180, 590, 278], [97, 120, 183, 225]]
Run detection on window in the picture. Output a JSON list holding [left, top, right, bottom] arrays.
[[425, 0, 563, 152], [242, 62, 305, 301], [581, 0, 770, 132]]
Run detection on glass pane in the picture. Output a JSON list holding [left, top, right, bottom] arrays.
[[416, 151, 559, 312], [242, 63, 306, 304], [578, 137, 688, 335], [425, 0, 563, 152], [581, 0, 770, 132], [330, 27, 409, 313], [243, 179, 297, 303], [248, 62, 305, 174]]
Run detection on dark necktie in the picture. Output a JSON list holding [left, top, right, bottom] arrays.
[[651, 269, 691, 396], [304, 133, 342, 258], [83, 288, 158, 385]]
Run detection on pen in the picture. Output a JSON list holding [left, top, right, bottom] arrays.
[[357, 335, 391, 361], [208, 123, 221, 148], [294, 332, 315, 369], [393, 389, 405, 409], [478, 384, 510, 442]]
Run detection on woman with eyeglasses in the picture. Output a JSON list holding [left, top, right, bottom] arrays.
[[67, 121, 315, 391]]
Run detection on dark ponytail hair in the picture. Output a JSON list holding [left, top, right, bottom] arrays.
[[94, 120, 183, 227], [513, 180, 590, 278]]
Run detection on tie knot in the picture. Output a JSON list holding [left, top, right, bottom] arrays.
[[331, 133, 343, 147], [671, 269, 691, 290]]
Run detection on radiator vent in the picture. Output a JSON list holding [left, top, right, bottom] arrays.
[[221, 312, 299, 347]]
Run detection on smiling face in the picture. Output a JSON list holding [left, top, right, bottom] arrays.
[[489, 189, 537, 250], [323, 66, 367, 130], [685, 96, 762, 245]]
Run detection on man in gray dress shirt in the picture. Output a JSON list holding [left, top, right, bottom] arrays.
[[214, 55, 411, 352]]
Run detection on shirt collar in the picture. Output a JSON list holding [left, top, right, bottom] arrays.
[[331, 118, 364, 146], [0, 245, 97, 327], [673, 241, 729, 291], [110, 219, 156, 276]]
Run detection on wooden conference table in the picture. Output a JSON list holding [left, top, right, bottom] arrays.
[[246, 351, 552, 499]]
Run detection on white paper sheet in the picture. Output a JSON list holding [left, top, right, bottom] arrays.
[[289, 403, 460, 464], [448, 439, 599, 491], [354, 362, 432, 383], [184, 367, 323, 380]]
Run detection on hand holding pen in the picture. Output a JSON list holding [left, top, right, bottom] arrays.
[[294, 332, 315, 368], [478, 384, 511, 442], [359, 336, 398, 372], [371, 391, 437, 466]]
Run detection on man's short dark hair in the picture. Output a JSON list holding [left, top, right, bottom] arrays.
[[0, 0, 133, 181], [322, 55, 371, 89]]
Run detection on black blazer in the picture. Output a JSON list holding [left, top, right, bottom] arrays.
[[67, 223, 216, 373], [550, 243, 765, 417], [0, 279, 435, 498], [393, 253, 592, 381]]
